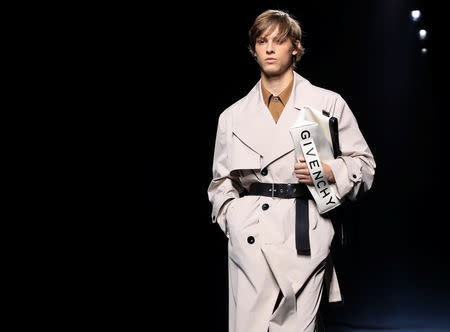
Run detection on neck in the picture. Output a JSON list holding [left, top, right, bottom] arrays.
[[260, 68, 294, 95]]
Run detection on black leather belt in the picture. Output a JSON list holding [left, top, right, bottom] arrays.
[[246, 182, 313, 255]]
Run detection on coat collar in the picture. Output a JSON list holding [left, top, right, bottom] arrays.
[[232, 72, 310, 169]]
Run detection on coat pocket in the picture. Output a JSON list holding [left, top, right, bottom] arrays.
[[226, 195, 260, 234]]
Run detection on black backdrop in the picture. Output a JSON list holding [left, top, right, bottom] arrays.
[[136, 0, 448, 331]]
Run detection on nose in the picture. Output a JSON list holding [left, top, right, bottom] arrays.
[[266, 40, 275, 54]]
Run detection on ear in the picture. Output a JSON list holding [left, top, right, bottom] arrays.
[[292, 40, 301, 55]]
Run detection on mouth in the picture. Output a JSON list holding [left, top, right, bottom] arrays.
[[265, 58, 277, 63]]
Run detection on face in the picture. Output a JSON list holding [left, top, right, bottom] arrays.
[[254, 25, 299, 77]]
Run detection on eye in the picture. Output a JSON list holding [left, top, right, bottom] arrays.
[[256, 39, 265, 44]]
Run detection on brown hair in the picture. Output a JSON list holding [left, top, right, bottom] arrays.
[[248, 9, 305, 66]]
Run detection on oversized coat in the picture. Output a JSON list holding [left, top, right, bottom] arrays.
[[207, 72, 375, 332]]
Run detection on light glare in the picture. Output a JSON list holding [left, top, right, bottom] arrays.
[[411, 10, 421, 21], [419, 29, 427, 40]]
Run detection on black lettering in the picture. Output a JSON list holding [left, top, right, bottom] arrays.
[[319, 187, 330, 198], [317, 180, 326, 188], [312, 170, 323, 181], [326, 196, 336, 205], [301, 130, 310, 139], [306, 147, 316, 156], [309, 160, 320, 168]]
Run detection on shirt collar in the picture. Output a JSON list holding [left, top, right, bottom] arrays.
[[261, 76, 294, 107]]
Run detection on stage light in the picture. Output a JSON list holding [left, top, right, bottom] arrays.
[[419, 29, 427, 40], [410, 10, 421, 21], [421, 48, 428, 54]]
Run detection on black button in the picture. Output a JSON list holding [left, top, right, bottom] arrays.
[[262, 203, 269, 210], [261, 168, 268, 176], [247, 236, 255, 244], [212, 215, 216, 221], [352, 174, 357, 179]]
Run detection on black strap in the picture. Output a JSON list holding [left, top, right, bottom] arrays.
[[245, 183, 312, 256], [295, 197, 310, 255]]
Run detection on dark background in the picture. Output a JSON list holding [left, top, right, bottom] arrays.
[[137, 0, 448, 331]]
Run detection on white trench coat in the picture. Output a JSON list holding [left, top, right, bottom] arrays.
[[207, 72, 375, 332]]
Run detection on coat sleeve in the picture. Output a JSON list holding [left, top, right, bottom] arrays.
[[326, 96, 376, 200], [207, 112, 243, 234]]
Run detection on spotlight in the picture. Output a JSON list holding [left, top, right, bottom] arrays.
[[410, 10, 421, 21], [421, 48, 428, 54], [419, 29, 427, 40]]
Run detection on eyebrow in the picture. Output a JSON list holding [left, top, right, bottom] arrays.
[[257, 34, 276, 39], [257, 34, 286, 41]]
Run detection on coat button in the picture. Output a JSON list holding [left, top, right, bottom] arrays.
[[261, 168, 268, 176], [352, 174, 357, 179], [247, 236, 255, 244], [262, 203, 269, 210]]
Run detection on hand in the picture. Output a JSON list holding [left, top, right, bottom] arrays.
[[293, 157, 335, 185]]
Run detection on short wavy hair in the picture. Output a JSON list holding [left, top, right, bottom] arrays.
[[248, 9, 305, 66]]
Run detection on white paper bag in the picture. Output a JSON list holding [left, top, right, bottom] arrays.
[[289, 106, 342, 214]]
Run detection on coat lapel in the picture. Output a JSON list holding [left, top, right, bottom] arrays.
[[232, 82, 274, 159], [232, 72, 310, 170]]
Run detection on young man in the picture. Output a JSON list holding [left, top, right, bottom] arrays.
[[207, 9, 375, 332]]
